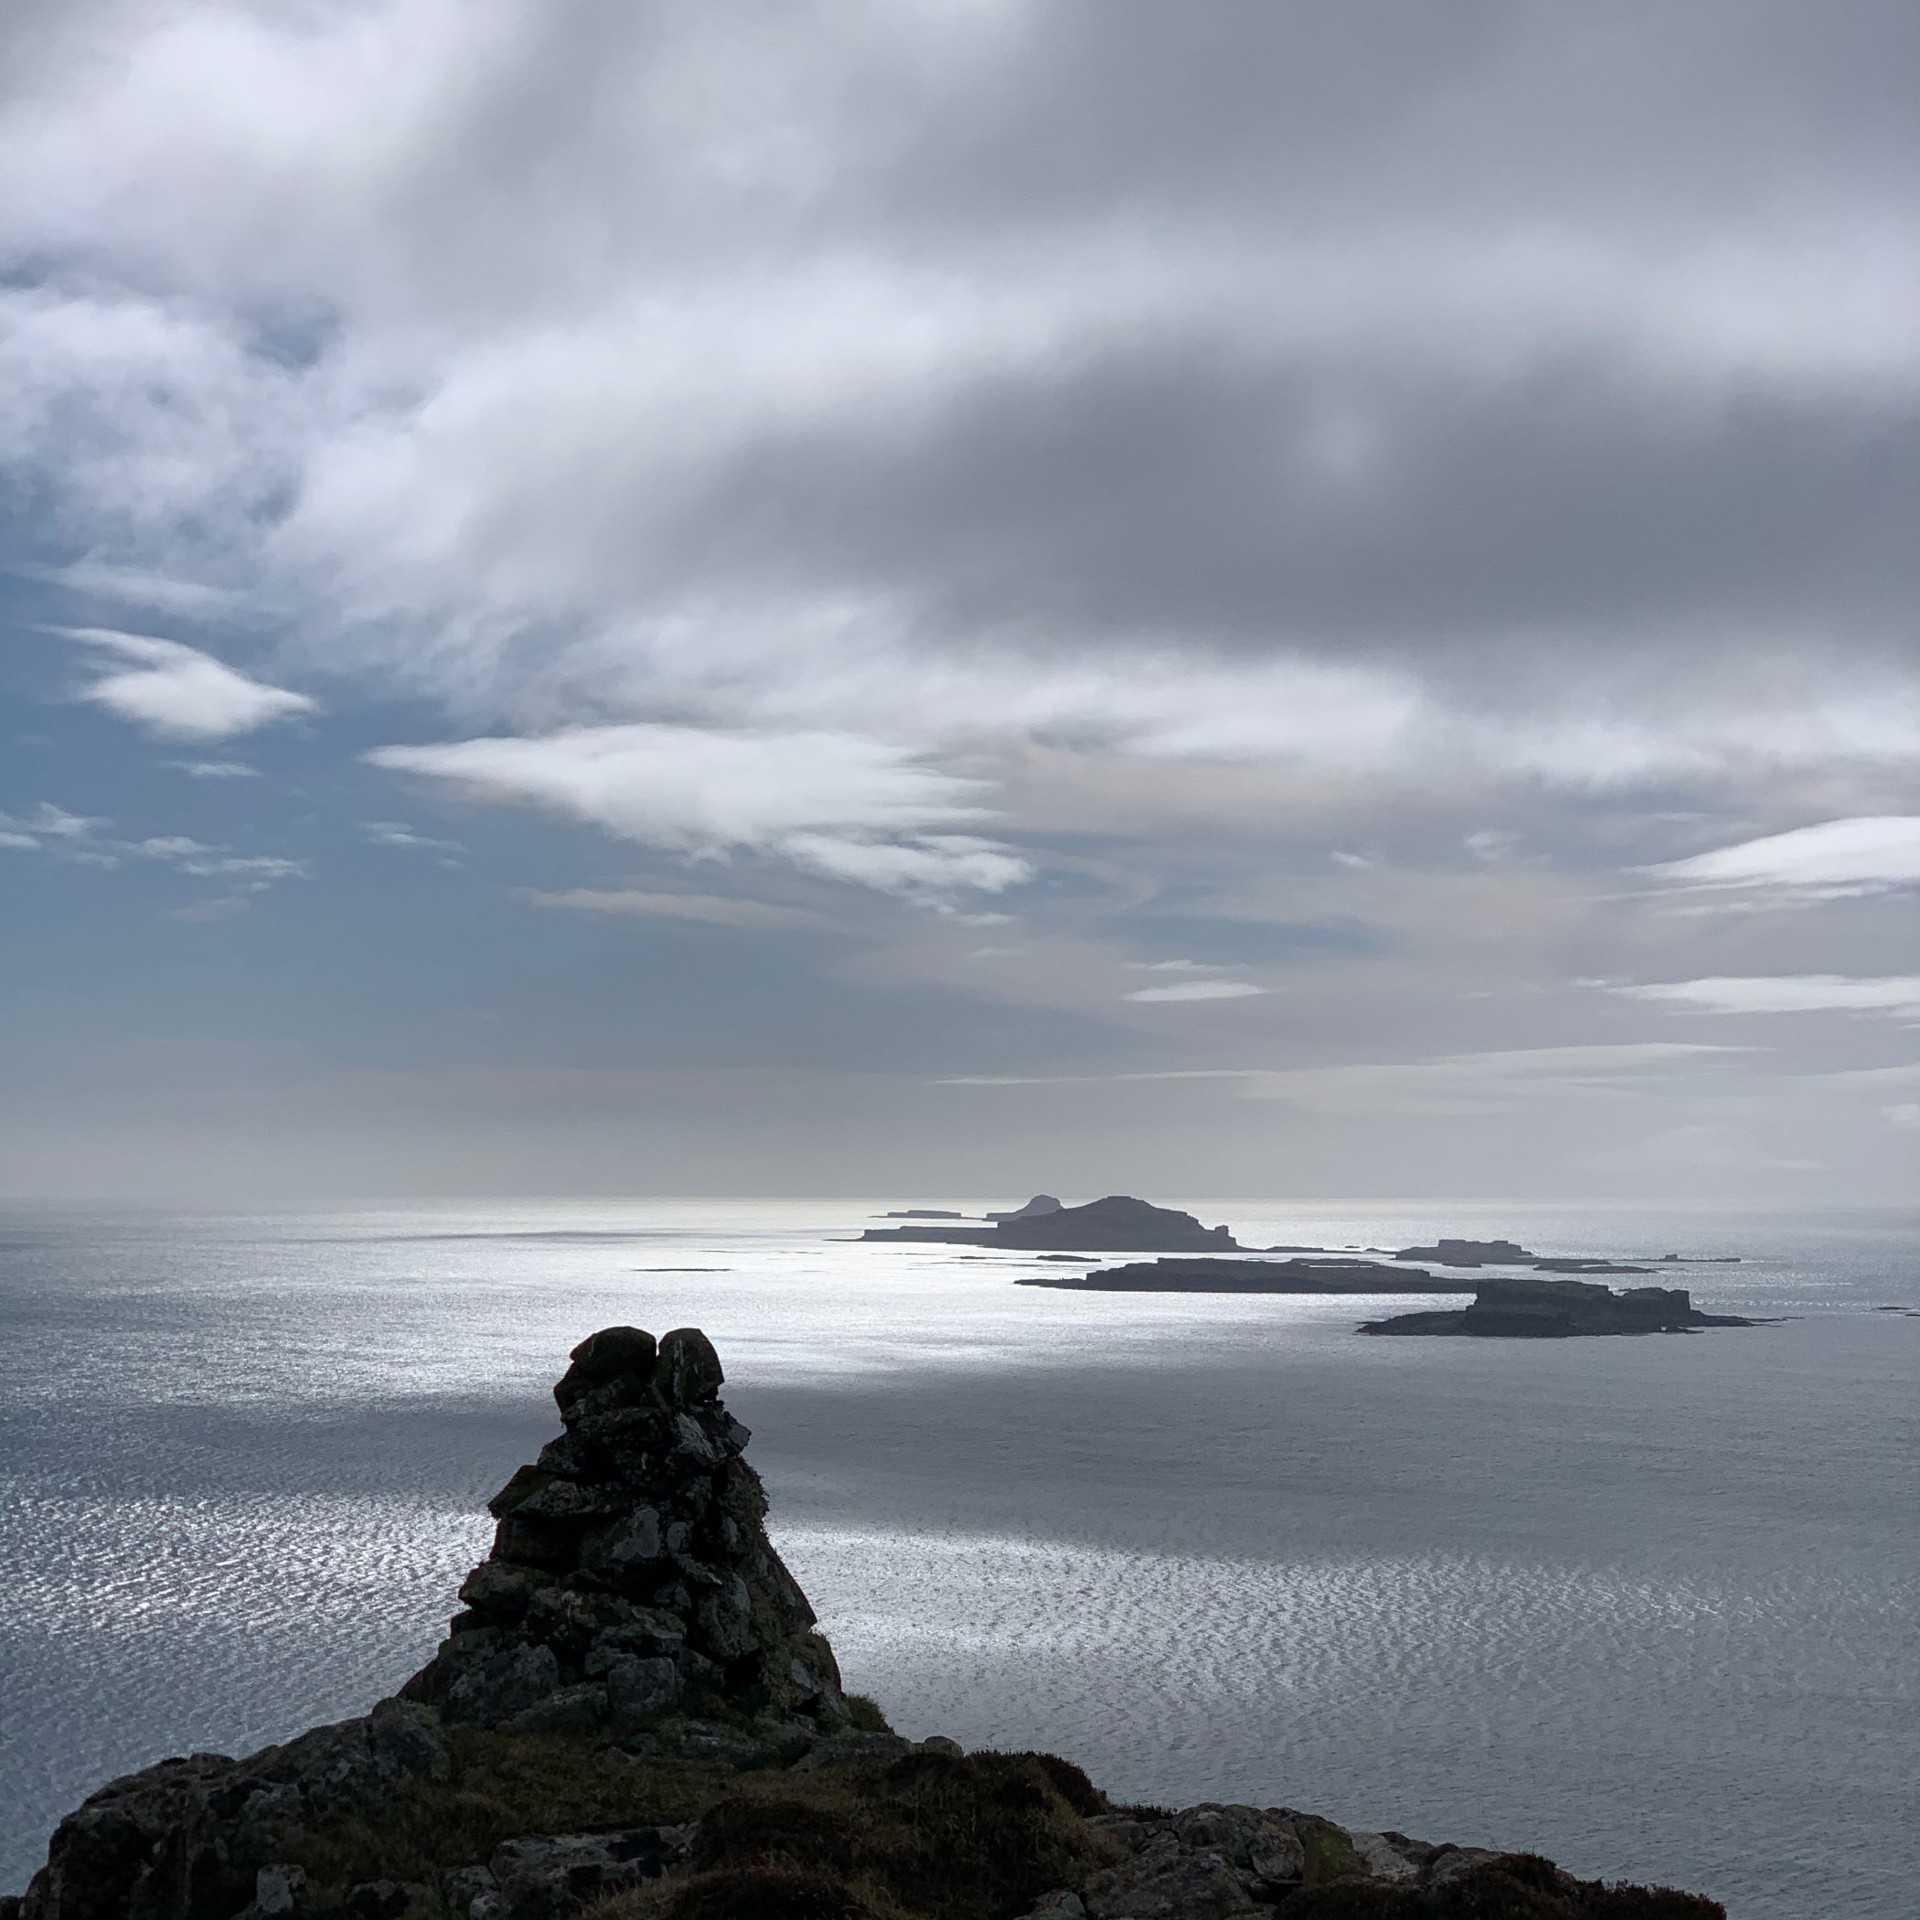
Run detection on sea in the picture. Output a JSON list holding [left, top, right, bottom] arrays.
[[0, 1200, 1914, 1919]]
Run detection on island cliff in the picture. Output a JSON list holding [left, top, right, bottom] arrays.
[[861, 1196, 1237, 1252], [1360, 1278, 1757, 1338], [13, 1329, 1725, 1920]]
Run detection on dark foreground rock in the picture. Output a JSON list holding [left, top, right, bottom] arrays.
[[1360, 1278, 1758, 1338], [16, 1329, 1726, 1920], [862, 1195, 1238, 1251], [1019, 1259, 1467, 1294]]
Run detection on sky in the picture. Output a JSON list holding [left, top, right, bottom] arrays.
[[1, 1, 1916, 1204]]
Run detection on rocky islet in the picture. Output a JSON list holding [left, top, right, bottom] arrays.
[[1360, 1277, 1759, 1338], [860, 1195, 1238, 1251]]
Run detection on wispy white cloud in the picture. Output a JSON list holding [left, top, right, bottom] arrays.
[[134, 836, 307, 885], [26, 561, 241, 617], [1123, 979, 1267, 1003], [177, 853, 307, 883], [169, 759, 259, 778], [0, 802, 306, 890], [134, 835, 217, 860], [1611, 974, 1920, 1017], [523, 889, 832, 930], [169, 895, 250, 923], [1464, 829, 1521, 862], [369, 724, 1029, 898], [363, 820, 465, 856], [58, 627, 314, 740], [779, 832, 1029, 898], [1647, 817, 1920, 895], [0, 803, 100, 841]]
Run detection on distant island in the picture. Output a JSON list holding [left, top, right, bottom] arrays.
[[1020, 1257, 1468, 1294], [861, 1194, 1237, 1252], [1393, 1238, 1537, 1265], [1360, 1276, 1759, 1338], [862, 1204, 1741, 1276], [871, 1196, 1065, 1224]]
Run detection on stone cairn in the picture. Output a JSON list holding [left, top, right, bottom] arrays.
[[15, 1328, 850, 1920], [401, 1324, 848, 1735]]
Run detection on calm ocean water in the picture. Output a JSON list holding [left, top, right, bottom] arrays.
[[1, 1200, 1914, 1918]]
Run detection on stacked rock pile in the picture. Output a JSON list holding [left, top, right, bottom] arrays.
[[400, 1325, 848, 1734], [13, 1327, 849, 1920]]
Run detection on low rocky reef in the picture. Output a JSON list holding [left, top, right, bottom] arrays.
[[1018, 1258, 1466, 1294], [1360, 1278, 1759, 1338], [1392, 1242, 1740, 1278], [12, 1329, 1727, 1920]]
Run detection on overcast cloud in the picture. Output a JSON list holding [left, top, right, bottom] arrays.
[[0, 1, 1914, 1198]]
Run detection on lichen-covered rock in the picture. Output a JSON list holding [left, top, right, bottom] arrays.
[[605, 1657, 679, 1717], [1419, 1843, 1504, 1885], [1168, 1805, 1308, 1889], [401, 1325, 848, 1733], [251, 1866, 307, 1917], [445, 1644, 564, 1727], [1082, 1806, 1437, 1917], [1084, 1833, 1258, 1920], [439, 1866, 496, 1916], [1345, 1829, 1428, 1884], [20, 1704, 449, 1920], [482, 1828, 690, 1920], [788, 1732, 915, 1772]]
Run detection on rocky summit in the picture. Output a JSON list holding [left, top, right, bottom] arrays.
[[12, 1328, 1727, 1920]]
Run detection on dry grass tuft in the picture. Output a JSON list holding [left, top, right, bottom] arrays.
[[287, 1730, 727, 1893], [646, 1865, 898, 1920], [591, 1748, 1120, 1920], [842, 1696, 893, 1734]]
